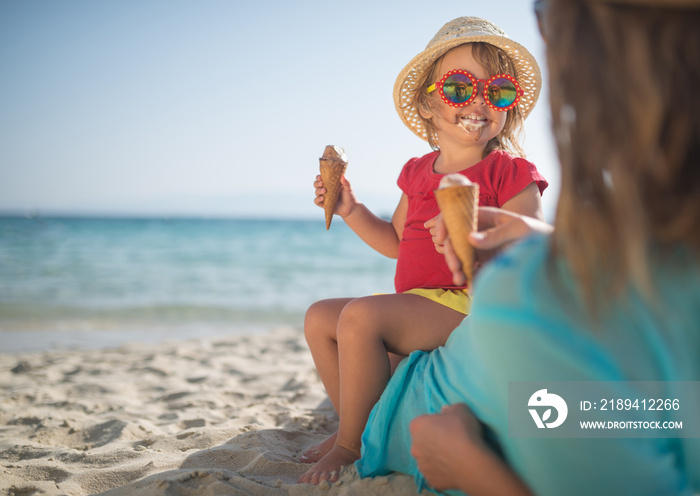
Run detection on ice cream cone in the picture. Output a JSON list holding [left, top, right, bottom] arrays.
[[434, 182, 479, 282], [319, 145, 348, 230]]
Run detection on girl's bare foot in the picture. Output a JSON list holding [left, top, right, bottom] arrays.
[[297, 445, 359, 485], [299, 431, 338, 463]]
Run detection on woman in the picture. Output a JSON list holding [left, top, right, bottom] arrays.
[[355, 0, 700, 495]]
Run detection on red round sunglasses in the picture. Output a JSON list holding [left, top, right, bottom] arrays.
[[427, 69, 523, 112]]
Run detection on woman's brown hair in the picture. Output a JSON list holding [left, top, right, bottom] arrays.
[[545, 0, 700, 304]]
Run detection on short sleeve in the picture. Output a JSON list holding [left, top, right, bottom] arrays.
[[495, 156, 548, 206], [397, 157, 419, 195]]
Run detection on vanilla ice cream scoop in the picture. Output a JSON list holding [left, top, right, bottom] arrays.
[[439, 173, 473, 189]]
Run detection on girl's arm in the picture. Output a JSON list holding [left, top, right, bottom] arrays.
[[500, 182, 545, 221], [343, 192, 406, 259], [314, 174, 404, 259]]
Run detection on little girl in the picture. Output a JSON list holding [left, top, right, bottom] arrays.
[[299, 17, 548, 485]]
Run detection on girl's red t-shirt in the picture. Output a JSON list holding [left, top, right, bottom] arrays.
[[394, 150, 548, 293]]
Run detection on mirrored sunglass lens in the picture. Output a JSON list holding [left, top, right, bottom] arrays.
[[443, 74, 474, 104], [487, 78, 517, 108]]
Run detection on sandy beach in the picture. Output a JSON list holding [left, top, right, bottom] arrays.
[[0, 326, 421, 495]]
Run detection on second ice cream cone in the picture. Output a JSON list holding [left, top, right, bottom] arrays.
[[319, 145, 348, 230], [435, 177, 479, 282]]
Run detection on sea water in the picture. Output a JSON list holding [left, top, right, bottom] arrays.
[[0, 216, 397, 351]]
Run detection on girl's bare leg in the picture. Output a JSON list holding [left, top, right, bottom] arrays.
[[299, 352, 404, 463], [298, 294, 464, 484], [300, 298, 349, 464], [303, 298, 354, 413]]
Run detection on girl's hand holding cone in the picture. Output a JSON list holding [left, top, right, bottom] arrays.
[[313, 175, 358, 224], [432, 216, 469, 287], [318, 145, 350, 230]]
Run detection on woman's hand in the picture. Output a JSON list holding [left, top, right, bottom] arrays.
[[410, 404, 535, 496], [432, 207, 554, 286], [410, 404, 486, 492], [470, 207, 553, 255], [313, 174, 358, 219]]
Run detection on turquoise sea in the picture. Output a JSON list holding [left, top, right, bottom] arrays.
[[0, 216, 397, 352]]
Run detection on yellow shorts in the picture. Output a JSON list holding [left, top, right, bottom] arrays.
[[403, 288, 471, 315]]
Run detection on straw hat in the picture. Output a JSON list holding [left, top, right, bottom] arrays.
[[394, 17, 541, 142]]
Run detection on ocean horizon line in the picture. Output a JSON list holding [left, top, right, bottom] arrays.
[[0, 210, 395, 223]]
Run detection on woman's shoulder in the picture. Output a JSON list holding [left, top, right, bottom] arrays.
[[471, 234, 551, 307], [469, 236, 700, 380], [474, 236, 700, 313]]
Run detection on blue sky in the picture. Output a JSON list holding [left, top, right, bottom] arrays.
[[0, 0, 559, 220]]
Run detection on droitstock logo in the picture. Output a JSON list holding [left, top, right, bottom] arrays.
[[528, 389, 568, 428]]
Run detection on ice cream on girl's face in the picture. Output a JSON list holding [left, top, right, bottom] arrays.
[[439, 173, 473, 189], [458, 112, 488, 135]]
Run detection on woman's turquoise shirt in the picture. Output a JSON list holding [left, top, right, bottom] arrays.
[[356, 235, 700, 496]]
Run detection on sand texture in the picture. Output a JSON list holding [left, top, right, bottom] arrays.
[[0, 328, 420, 495]]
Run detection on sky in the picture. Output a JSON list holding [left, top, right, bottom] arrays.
[[0, 0, 560, 220]]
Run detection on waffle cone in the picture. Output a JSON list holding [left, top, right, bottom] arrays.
[[434, 184, 479, 282], [319, 145, 348, 230]]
